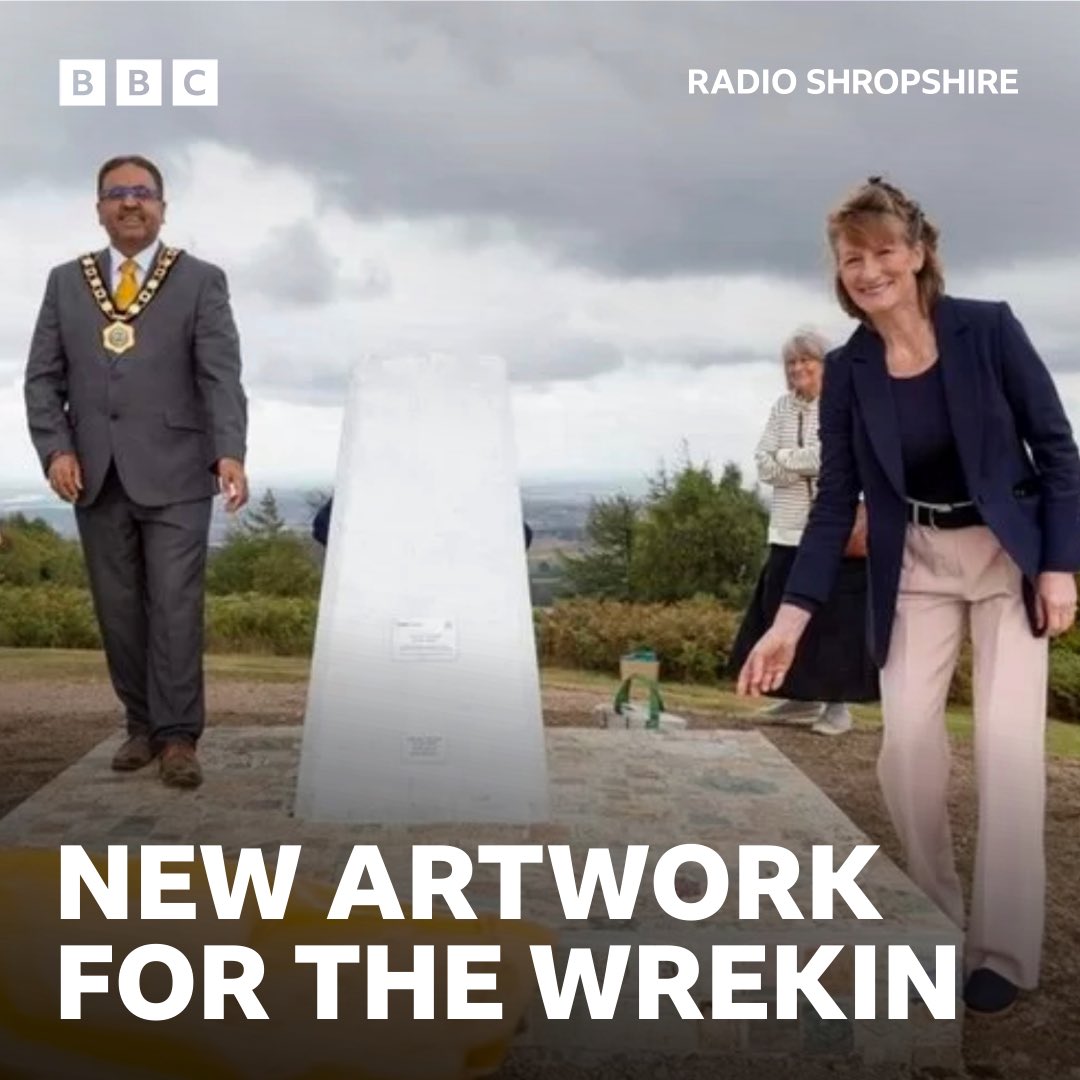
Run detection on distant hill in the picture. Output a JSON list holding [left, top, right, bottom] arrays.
[[0, 486, 326, 548], [0, 476, 648, 548]]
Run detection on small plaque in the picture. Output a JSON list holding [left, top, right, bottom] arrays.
[[392, 618, 457, 661], [402, 734, 448, 764]]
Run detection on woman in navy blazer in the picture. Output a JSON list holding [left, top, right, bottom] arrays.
[[738, 178, 1080, 1014]]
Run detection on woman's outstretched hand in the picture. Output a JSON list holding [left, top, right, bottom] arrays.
[[735, 605, 812, 696]]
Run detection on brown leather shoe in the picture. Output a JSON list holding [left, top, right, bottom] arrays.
[[159, 742, 203, 789], [111, 734, 156, 772]]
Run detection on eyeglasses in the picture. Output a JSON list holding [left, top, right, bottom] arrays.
[[99, 185, 161, 202]]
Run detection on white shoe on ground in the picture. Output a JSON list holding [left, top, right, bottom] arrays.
[[811, 703, 853, 736]]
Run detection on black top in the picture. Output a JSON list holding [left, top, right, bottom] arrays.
[[890, 362, 969, 504]]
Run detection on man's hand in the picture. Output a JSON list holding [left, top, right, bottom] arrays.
[[736, 604, 812, 697], [47, 452, 83, 503], [216, 457, 249, 513], [1035, 571, 1077, 638]]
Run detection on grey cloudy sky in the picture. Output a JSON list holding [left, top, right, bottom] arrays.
[[1, 1, 1078, 490]]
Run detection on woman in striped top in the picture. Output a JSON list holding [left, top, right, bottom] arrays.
[[729, 330, 878, 732]]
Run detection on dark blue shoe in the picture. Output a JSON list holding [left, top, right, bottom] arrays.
[[963, 968, 1019, 1015]]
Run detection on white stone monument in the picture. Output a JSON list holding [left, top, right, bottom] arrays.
[[294, 355, 551, 824]]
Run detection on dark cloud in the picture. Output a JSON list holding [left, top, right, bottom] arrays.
[[1, 3, 1077, 283], [635, 346, 779, 371], [249, 350, 349, 406], [250, 334, 624, 404], [506, 338, 623, 383], [238, 221, 350, 306]]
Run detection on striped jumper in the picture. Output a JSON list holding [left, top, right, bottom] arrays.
[[754, 391, 821, 547]]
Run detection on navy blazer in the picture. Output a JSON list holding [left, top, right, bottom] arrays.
[[784, 295, 1080, 667]]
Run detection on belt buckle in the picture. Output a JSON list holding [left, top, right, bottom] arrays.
[[911, 502, 937, 529]]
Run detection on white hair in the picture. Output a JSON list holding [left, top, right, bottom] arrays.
[[781, 328, 829, 365]]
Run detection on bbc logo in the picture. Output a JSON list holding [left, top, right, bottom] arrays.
[[59, 60, 218, 107]]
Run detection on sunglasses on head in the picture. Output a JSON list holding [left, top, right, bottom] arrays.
[[99, 185, 161, 202]]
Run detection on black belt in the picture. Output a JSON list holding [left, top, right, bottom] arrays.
[[907, 499, 983, 529]]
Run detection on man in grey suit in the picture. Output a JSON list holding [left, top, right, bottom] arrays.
[[24, 154, 249, 788]]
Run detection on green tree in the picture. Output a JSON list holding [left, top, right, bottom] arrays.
[[207, 532, 321, 598], [240, 489, 286, 537], [0, 514, 87, 588], [206, 533, 261, 594], [630, 460, 766, 604], [206, 488, 322, 598], [250, 540, 322, 598], [560, 494, 640, 600]]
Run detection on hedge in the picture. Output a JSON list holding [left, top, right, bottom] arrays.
[[4, 587, 1080, 723]]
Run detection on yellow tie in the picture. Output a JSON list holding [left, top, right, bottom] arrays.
[[114, 259, 139, 312]]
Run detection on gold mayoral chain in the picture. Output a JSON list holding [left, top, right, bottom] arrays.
[[79, 247, 183, 356]]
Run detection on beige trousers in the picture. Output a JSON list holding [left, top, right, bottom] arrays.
[[879, 524, 1047, 989]]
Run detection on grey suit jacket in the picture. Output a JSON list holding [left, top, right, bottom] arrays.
[[24, 247, 247, 508]]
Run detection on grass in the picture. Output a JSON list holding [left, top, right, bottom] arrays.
[[3, 649, 1079, 760], [0, 647, 311, 683], [541, 666, 1080, 760]]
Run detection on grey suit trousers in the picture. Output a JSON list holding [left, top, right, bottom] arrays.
[[76, 464, 212, 745]]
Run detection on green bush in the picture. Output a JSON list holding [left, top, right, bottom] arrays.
[[0, 515, 88, 588], [0, 586, 100, 647], [947, 638, 1080, 722], [1049, 648, 1080, 723], [948, 643, 973, 709], [207, 534, 321, 598], [0, 586, 317, 656], [535, 596, 742, 683], [205, 594, 317, 655], [6, 583, 1080, 724]]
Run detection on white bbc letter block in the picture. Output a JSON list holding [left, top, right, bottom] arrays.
[[294, 355, 550, 824], [172, 60, 219, 106], [116, 60, 162, 106], [59, 60, 106, 106]]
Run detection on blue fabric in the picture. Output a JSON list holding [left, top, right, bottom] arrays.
[[783, 296, 1080, 666], [311, 500, 332, 546]]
